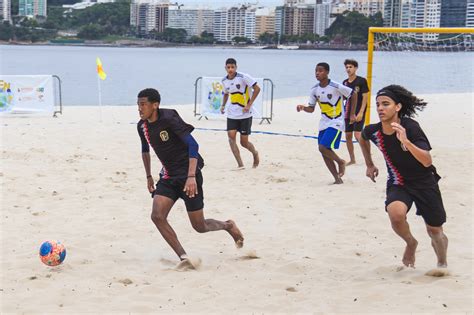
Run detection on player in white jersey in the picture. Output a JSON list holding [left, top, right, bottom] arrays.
[[220, 58, 261, 168], [297, 62, 358, 184]]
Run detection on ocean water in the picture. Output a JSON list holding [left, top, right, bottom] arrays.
[[1, 45, 472, 105]]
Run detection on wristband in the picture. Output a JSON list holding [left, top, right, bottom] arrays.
[[147, 175, 152, 179], [187, 175, 196, 178]]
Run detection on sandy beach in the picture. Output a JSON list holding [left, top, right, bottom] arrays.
[[1, 93, 472, 313]]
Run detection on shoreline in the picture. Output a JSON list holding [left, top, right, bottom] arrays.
[[0, 40, 368, 51]]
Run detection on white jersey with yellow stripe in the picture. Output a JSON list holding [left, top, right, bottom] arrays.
[[222, 72, 257, 120], [308, 80, 353, 131]]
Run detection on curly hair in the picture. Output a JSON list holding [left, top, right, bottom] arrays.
[[377, 85, 427, 118]]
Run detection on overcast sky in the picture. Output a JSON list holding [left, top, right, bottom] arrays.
[[175, 0, 284, 8]]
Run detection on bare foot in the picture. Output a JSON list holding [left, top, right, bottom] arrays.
[[345, 160, 356, 166], [252, 151, 259, 168], [402, 239, 418, 268], [226, 220, 244, 248], [337, 160, 346, 177], [333, 177, 343, 184]]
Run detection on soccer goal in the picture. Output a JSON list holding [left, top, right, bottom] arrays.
[[365, 27, 474, 124]]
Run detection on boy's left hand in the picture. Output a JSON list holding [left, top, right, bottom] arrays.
[[391, 122, 409, 145], [183, 177, 198, 198]]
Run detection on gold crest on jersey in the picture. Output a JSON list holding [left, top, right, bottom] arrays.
[[160, 131, 169, 141]]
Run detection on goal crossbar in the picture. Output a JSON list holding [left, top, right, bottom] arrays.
[[365, 27, 474, 124]]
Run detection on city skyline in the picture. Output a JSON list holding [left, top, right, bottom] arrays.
[[175, 0, 283, 8]]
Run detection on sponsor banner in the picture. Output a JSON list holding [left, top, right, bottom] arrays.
[[201, 77, 264, 119], [0, 75, 55, 114]]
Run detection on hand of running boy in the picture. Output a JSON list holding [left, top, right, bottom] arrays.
[[183, 177, 198, 198], [366, 165, 379, 182], [147, 176, 155, 193], [220, 105, 225, 114], [350, 114, 357, 124], [391, 122, 409, 145], [296, 105, 305, 112]]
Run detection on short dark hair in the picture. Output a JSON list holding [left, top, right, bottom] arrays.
[[137, 88, 161, 103], [344, 59, 358, 67], [226, 58, 237, 65], [316, 62, 330, 72]]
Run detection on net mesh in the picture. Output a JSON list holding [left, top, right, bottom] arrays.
[[370, 31, 473, 96], [374, 32, 473, 52]]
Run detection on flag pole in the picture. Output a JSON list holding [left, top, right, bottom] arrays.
[[97, 67, 103, 122]]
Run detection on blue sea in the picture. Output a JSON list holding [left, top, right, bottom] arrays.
[[1, 45, 472, 105]]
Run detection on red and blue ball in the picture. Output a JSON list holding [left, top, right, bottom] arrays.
[[39, 241, 66, 266]]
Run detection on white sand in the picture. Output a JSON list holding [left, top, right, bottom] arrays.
[[1, 93, 472, 313]]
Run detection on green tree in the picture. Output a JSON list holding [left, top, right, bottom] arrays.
[[326, 10, 383, 44], [64, 1, 131, 38], [199, 31, 214, 44], [258, 32, 278, 44], [77, 23, 106, 39], [157, 28, 187, 43], [232, 36, 252, 44], [0, 22, 14, 40]]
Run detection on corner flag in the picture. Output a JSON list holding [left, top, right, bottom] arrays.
[[96, 57, 107, 80]]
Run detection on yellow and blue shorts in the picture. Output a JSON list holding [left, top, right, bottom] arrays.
[[318, 127, 342, 150]]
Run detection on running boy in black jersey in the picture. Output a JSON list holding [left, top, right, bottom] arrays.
[[359, 85, 448, 269], [343, 59, 369, 166], [137, 88, 244, 262]]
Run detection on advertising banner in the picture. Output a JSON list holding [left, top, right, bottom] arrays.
[[200, 77, 264, 119], [0, 75, 55, 114]]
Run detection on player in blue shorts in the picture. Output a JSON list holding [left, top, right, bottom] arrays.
[[297, 62, 358, 184]]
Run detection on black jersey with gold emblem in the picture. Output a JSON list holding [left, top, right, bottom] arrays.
[[343, 76, 369, 119], [137, 109, 204, 179]]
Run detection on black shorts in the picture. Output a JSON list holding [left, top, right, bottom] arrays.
[[227, 117, 252, 135], [345, 118, 364, 132], [385, 184, 446, 227], [152, 172, 204, 212]]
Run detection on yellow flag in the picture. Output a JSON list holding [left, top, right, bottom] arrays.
[[96, 57, 107, 80]]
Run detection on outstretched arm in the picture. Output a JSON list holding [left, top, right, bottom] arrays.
[[296, 105, 315, 113]]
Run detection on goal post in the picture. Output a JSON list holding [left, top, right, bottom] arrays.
[[365, 27, 474, 125]]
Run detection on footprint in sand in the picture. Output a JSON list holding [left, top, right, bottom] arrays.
[[238, 249, 260, 260], [118, 278, 133, 286], [175, 257, 201, 271], [107, 171, 128, 183], [425, 268, 450, 277], [266, 175, 288, 183]]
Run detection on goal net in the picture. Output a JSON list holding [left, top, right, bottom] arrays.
[[365, 27, 474, 124]]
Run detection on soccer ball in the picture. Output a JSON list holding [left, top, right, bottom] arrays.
[[39, 241, 66, 266]]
